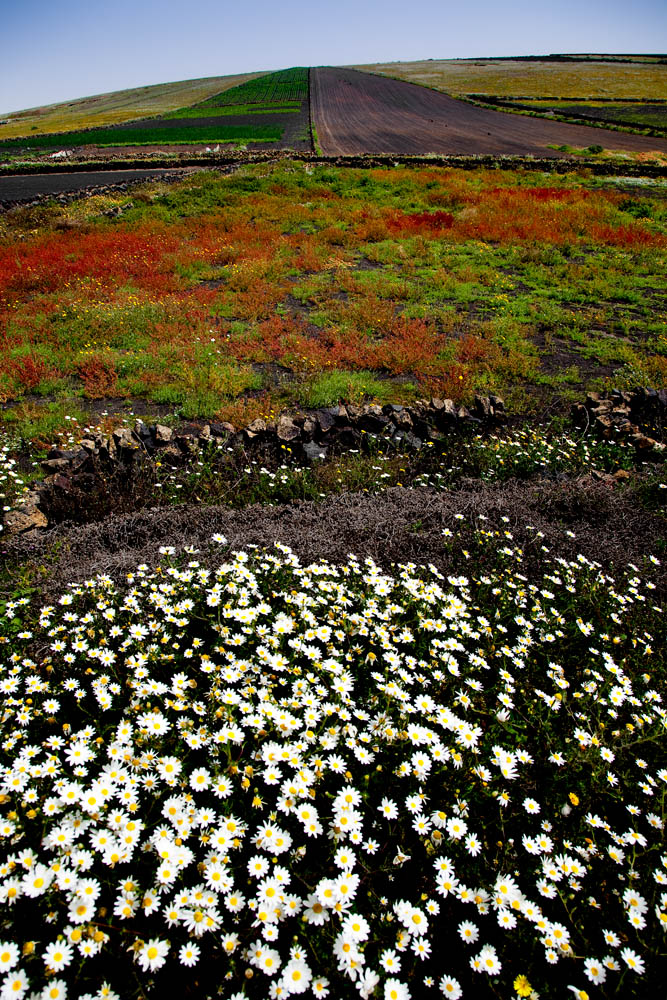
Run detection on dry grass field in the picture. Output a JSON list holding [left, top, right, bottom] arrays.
[[354, 56, 667, 99], [0, 72, 266, 140]]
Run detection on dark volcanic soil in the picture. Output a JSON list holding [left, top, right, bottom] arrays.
[[0, 168, 193, 203], [11, 478, 666, 606], [310, 67, 667, 156]]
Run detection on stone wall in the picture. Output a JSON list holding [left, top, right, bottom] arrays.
[[5, 395, 504, 535]]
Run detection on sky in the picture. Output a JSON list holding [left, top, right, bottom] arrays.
[[2, 0, 666, 114]]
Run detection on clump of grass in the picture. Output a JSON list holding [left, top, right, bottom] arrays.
[[1, 401, 90, 451], [296, 369, 407, 408]]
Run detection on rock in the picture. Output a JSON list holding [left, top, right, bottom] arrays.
[[70, 448, 93, 471], [47, 447, 75, 461], [4, 504, 47, 535], [490, 395, 505, 412], [157, 444, 182, 461], [571, 403, 588, 426], [457, 406, 471, 421], [330, 405, 349, 425], [178, 422, 203, 438], [113, 427, 139, 450], [358, 404, 389, 432], [393, 430, 423, 451], [615, 421, 639, 437], [435, 399, 458, 427], [277, 416, 300, 442], [302, 441, 327, 462], [302, 417, 317, 440], [245, 419, 267, 439], [595, 415, 615, 438], [315, 409, 336, 434], [411, 416, 432, 438], [134, 419, 151, 439], [631, 434, 656, 450], [79, 438, 98, 453], [40, 458, 71, 472], [474, 395, 492, 420], [336, 426, 361, 447], [175, 434, 199, 455], [3, 491, 47, 535], [97, 435, 115, 459], [210, 421, 235, 438], [392, 409, 413, 430]]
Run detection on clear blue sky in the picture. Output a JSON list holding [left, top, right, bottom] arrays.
[[2, 0, 666, 114]]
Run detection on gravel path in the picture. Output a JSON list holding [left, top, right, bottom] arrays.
[[311, 66, 667, 155]]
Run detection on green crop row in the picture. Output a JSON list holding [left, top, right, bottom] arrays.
[[188, 67, 309, 110], [165, 102, 301, 120], [0, 123, 283, 149]]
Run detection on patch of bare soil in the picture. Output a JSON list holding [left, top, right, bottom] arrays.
[[0, 168, 193, 204], [310, 67, 667, 156], [10, 478, 665, 606]]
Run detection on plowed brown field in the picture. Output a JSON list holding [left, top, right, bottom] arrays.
[[311, 67, 667, 156]]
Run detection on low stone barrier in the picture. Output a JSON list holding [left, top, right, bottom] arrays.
[[7, 386, 665, 537], [571, 388, 666, 458], [5, 395, 505, 535]]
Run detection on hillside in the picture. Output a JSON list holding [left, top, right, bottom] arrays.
[[0, 72, 267, 140], [354, 55, 667, 99]]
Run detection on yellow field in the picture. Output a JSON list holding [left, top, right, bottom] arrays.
[[353, 58, 667, 99], [0, 72, 267, 140]]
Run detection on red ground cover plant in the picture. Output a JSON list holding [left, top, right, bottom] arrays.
[[2, 354, 57, 392], [75, 354, 118, 397], [385, 209, 455, 234], [0, 226, 184, 301], [0, 164, 663, 423]]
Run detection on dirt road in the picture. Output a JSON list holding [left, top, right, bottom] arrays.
[[311, 67, 667, 156]]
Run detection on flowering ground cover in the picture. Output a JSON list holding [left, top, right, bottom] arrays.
[[0, 162, 665, 446], [0, 521, 664, 1000]]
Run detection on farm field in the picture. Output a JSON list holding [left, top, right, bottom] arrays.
[[355, 55, 667, 100], [479, 98, 667, 132], [0, 69, 313, 157], [310, 68, 667, 156], [0, 73, 267, 140], [0, 151, 666, 999]]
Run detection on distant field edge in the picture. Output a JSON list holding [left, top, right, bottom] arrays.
[[353, 56, 667, 101], [1, 151, 667, 187]]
